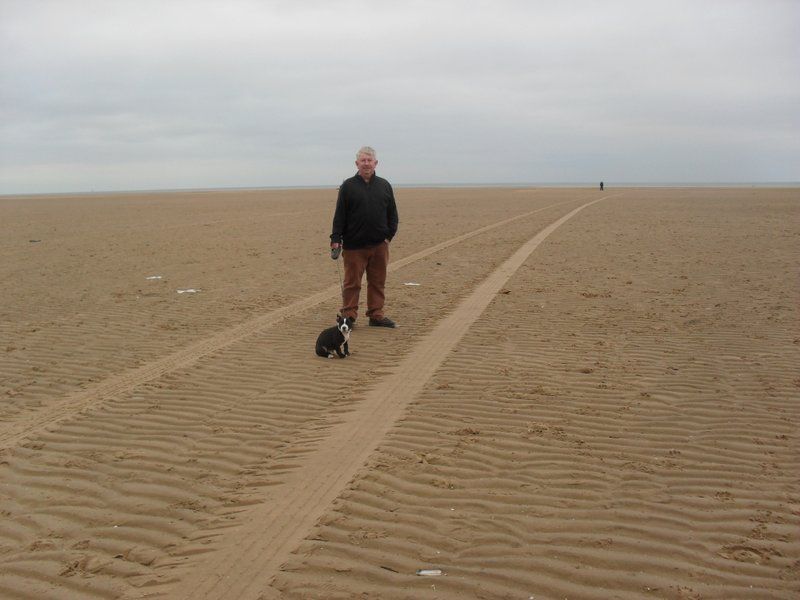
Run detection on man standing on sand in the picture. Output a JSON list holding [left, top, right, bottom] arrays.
[[330, 146, 399, 328]]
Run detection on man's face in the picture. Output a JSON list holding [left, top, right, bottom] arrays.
[[356, 153, 377, 179]]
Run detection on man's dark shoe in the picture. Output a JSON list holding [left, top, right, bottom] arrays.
[[369, 316, 396, 328]]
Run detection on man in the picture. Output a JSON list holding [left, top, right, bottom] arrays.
[[330, 146, 399, 328]]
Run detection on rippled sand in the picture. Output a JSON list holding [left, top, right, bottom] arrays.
[[1, 187, 797, 599]]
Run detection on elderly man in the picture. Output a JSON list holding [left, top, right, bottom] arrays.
[[330, 146, 399, 328]]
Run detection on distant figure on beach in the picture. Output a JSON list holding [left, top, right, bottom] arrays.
[[600, 181, 604, 191], [329, 146, 399, 328]]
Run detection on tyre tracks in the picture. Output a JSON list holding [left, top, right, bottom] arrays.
[[0, 198, 582, 452], [154, 195, 614, 599]]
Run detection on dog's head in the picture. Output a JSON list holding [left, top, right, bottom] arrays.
[[336, 315, 354, 334]]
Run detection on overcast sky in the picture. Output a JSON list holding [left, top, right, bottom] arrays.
[[1, 0, 798, 194]]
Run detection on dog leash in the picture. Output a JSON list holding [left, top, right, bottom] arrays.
[[335, 256, 344, 295], [331, 244, 344, 295]]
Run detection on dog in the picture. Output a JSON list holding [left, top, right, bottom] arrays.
[[315, 315, 353, 358]]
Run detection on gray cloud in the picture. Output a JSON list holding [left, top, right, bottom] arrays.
[[1, 0, 798, 193]]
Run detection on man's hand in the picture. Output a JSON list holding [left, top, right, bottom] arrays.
[[330, 242, 342, 260]]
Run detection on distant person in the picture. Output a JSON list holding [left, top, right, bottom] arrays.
[[600, 181, 604, 191], [329, 146, 399, 328]]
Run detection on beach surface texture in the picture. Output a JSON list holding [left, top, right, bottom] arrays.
[[1, 187, 798, 599]]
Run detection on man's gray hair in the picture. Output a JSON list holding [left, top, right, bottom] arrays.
[[356, 146, 377, 159]]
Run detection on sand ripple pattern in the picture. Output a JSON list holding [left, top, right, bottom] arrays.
[[0, 190, 585, 599], [1, 188, 797, 600], [0, 195, 576, 451], [271, 189, 799, 599]]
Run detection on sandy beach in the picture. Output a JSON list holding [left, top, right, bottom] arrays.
[[0, 187, 797, 599]]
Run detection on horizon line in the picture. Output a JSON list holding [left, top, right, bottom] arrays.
[[2, 180, 799, 198]]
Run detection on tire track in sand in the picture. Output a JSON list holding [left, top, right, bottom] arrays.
[[0, 199, 580, 452], [156, 195, 613, 600]]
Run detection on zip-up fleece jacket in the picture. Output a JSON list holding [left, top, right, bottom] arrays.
[[330, 173, 399, 250]]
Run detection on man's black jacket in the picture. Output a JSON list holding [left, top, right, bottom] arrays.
[[330, 173, 399, 250]]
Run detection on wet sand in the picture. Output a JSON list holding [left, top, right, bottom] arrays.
[[0, 187, 797, 599]]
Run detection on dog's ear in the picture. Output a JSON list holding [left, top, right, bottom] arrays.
[[336, 314, 343, 325]]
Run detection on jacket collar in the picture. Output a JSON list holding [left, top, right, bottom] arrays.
[[355, 172, 377, 184]]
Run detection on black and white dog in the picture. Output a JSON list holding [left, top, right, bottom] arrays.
[[315, 315, 353, 358]]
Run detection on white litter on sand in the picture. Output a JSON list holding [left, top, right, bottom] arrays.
[[415, 569, 443, 576], [176, 288, 200, 294]]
